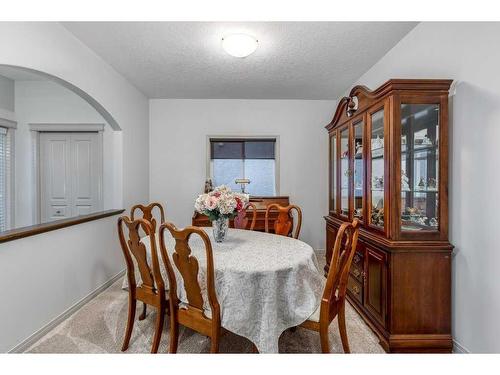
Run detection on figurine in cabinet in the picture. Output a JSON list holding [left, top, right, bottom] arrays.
[[355, 141, 363, 155], [373, 176, 384, 189], [402, 170, 410, 191], [371, 206, 384, 226], [371, 135, 383, 149], [415, 216, 428, 226], [417, 177, 426, 190], [422, 134, 433, 146], [427, 177, 437, 191]]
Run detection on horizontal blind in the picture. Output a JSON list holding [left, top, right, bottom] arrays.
[[0, 127, 7, 231], [210, 139, 275, 160]]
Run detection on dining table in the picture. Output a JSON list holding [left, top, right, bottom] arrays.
[[123, 227, 325, 353]]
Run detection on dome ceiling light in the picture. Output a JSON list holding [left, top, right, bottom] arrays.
[[222, 33, 258, 58]]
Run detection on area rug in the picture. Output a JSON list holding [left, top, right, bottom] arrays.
[[26, 275, 384, 354]]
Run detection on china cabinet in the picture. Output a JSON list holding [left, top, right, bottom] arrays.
[[325, 79, 453, 353]]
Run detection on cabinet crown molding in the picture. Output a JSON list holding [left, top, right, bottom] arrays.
[[326, 79, 453, 131]]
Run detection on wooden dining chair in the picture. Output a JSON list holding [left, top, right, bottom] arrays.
[[130, 202, 166, 234], [299, 218, 360, 353], [264, 203, 302, 239], [117, 216, 169, 353], [130, 202, 166, 322], [159, 223, 222, 353], [233, 202, 257, 231]]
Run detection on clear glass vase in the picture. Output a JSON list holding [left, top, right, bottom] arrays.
[[212, 217, 229, 243]]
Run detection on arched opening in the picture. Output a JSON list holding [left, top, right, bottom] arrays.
[[0, 64, 123, 238], [0, 64, 121, 130]]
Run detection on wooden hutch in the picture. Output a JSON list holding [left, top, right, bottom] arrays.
[[325, 79, 453, 353]]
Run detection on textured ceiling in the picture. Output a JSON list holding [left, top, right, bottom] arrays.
[[63, 22, 417, 99]]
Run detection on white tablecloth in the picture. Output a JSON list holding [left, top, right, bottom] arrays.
[[123, 228, 324, 353]]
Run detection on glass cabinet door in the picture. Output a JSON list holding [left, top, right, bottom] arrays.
[[329, 131, 337, 214], [400, 103, 440, 231], [353, 120, 364, 221], [340, 127, 350, 217], [369, 109, 385, 229]]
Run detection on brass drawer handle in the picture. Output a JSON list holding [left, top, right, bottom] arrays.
[[351, 285, 360, 295]]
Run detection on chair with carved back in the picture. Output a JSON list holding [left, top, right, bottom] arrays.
[[130, 202, 167, 319], [130, 202, 166, 234], [117, 216, 169, 353], [299, 218, 360, 353], [264, 203, 302, 239], [233, 202, 257, 231], [159, 223, 222, 353]]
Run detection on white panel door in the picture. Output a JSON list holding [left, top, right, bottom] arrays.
[[71, 133, 100, 216], [40, 132, 102, 222], [40, 133, 72, 222]]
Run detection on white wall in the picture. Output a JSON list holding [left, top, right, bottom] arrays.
[[13, 80, 120, 227], [346, 22, 500, 353], [150, 99, 334, 250], [0, 74, 14, 112], [0, 22, 149, 352]]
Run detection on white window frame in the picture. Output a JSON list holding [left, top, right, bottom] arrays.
[[206, 135, 280, 195], [0, 116, 16, 231]]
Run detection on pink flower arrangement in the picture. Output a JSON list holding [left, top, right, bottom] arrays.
[[195, 185, 249, 221]]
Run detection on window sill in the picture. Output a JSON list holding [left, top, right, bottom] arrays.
[[0, 209, 125, 244]]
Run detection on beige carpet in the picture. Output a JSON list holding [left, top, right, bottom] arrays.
[[27, 254, 384, 354]]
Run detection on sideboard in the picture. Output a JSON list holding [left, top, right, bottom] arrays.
[[192, 196, 290, 232]]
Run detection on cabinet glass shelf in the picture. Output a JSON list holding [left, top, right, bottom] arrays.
[[400, 103, 440, 232]]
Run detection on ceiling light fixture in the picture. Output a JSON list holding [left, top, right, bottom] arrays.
[[222, 34, 258, 58]]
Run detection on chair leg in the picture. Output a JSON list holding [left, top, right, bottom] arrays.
[[210, 329, 220, 353], [121, 294, 136, 352], [319, 323, 330, 353], [169, 320, 179, 354], [138, 302, 147, 320], [151, 305, 165, 353], [338, 302, 350, 353]]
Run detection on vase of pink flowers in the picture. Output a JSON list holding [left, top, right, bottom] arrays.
[[194, 185, 249, 242]]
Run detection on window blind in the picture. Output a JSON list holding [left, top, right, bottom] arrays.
[[210, 139, 275, 160], [0, 127, 7, 231]]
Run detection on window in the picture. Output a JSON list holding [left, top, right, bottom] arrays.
[[209, 138, 277, 196], [0, 126, 13, 231]]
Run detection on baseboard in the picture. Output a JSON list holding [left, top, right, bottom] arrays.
[[8, 269, 126, 353], [388, 334, 453, 353], [452, 340, 470, 353]]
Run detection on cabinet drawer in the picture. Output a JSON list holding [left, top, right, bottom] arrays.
[[347, 275, 363, 304]]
